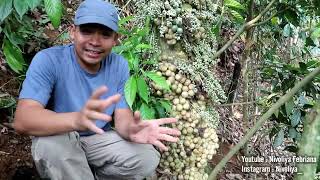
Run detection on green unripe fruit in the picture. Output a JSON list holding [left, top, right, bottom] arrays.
[[172, 25, 178, 32], [175, 17, 183, 26]]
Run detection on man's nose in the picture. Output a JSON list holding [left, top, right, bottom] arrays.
[[89, 32, 102, 46]]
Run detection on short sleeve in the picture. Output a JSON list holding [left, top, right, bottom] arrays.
[[115, 59, 129, 109], [19, 51, 56, 106]]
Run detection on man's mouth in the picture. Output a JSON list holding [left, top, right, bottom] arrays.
[[85, 48, 103, 58]]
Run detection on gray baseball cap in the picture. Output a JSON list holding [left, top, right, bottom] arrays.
[[74, 0, 119, 32]]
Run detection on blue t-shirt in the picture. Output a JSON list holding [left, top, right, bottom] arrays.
[[19, 44, 129, 135]]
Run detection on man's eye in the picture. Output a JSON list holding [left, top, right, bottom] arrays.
[[80, 28, 93, 34], [102, 31, 112, 37]]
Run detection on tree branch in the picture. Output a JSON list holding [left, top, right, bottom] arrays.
[[240, 0, 255, 137], [208, 66, 320, 180], [212, 0, 277, 60], [251, 7, 290, 28], [295, 108, 320, 180]]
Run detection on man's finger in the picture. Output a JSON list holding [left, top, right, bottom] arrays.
[[85, 121, 104, 134], [86, 99, 106, 110], [159, 127, 181, 136], [90, 86, 108, 99], [157, 118, 178, 126], [100, 94, 121, 109], [158, 134, 179, 143], [85, 110, 112, 122], [87, 94, 121, 110], [153, 140, 168, 151]]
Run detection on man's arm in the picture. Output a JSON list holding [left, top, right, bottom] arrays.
[[113, 108, 135, 140], [13, 99, 79, 136], [14, 86, 120, 136]]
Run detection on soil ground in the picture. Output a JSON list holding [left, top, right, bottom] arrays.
[[0, 128, 39, 180]]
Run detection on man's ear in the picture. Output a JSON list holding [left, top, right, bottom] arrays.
[[69, 25, 76, 42], [114, 33, 120, 46]]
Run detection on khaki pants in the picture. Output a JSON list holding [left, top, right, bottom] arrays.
[[31, 130, 160, 180]]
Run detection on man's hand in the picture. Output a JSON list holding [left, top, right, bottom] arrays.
[[129, 111, 181, 151], [73, 86, 121, 134]]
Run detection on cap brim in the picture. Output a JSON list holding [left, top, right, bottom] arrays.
[[75, 16, 118, 32]]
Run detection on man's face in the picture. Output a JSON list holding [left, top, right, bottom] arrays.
[[70, 23, 118, 72]]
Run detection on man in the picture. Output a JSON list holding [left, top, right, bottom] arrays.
[[13, 0, 180, 179]]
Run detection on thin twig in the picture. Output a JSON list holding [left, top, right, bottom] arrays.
[[119, 0, 133, 15], [0, 93, 10, 98], [251, 7, 291, 28], [0, 151, 10, 155], [52, 27, 70, 44], [213, 101, 256, 107], [3, 123, 14, 129], [0, 77, 17, 90]]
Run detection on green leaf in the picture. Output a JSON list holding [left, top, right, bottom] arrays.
[[211, 24, 219, 37], [124, 51, 135, 71], [3, 25, 25, 48], [283, 24, 291, 37], [285, 99, 294, 116], [271, 17, 279, 25], [0, 0, 13, 23], [311, 28, 320, 39], [124, 76, 137, 108], [229, 9, 244, 23], [44, 0, 63, 28], [132, 56, 139, 73], [142, 58, 157, 65], [306, 60, 320, 69], [137, 77, 149, 103], [155, 104, 166, 118], [139, 103, 155, 120], [27, 0, 41, 10], [284, 9, 299, 26], [112, 45, 131, 54], [273, 128, 284, 147], [288, 127, 298, 139], [136, 43, 152, 51], [159, 100, 171, 112], [305, 37, 316, 47], [290, 109, 301, 127], [269, 127, 279, 140], [224, 0, 245, 10], [13, 0, 29, 19], [0, 95, 16, 109], [2, 39, 25, 74], [137, 28, 148, 37], [298, 95, 309, 106], [145, 71, 170, 90], [119, 16, 133, 27], [284, 145, 298, 153]]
